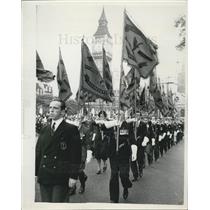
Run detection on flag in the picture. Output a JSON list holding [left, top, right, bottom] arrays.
[[149, 71, 169, 116], [124, 67, 140, 94], [120, 70, 131, 109], [140, 86, 146, 106], [57, 47, 72, 101], [75, 89, 96, 106], [80, 40, 112, 102], [119, 67, 141, 110], [123, 11, 159, 79], [167, 89, 175, 117], [129, 89, 139, 112], [148, 95, 156, 115], [65, 99, 79, 115], [36, 51, 55, 82], [168, 89, 174, 110], [162, 89, 169, 111], [103, 47, 114, 99]]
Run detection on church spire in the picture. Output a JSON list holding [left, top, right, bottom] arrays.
[[94, 7, 111, 38], [99, 7, 108, 25]]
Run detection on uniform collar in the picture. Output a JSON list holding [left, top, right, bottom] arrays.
[[51, 118, 64, 131]]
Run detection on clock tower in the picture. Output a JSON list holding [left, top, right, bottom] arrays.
[[92, 8, 113, 75]]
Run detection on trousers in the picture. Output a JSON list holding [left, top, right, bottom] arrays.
[[137, 147, 145, 175], [39, 184, 69, 202], [130, 160, 138, 179], [154, 144, 160, 161], [159, 141, 164, 157], [109, 156, 132, 202]]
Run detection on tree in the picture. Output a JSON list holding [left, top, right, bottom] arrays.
[[174, 15, 186, 51]]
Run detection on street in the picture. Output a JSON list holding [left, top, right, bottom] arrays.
[[35, 141, 184, 204]]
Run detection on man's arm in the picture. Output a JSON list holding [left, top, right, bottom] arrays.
[[35, 135, 42, 177], [69, 126, 82, 180], [95, 119, 120, 129]]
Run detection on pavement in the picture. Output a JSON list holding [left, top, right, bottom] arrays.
[[35, 140, 185, 204]]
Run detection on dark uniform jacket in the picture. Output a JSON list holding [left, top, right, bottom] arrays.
[[136, 122, 148, 148], [100, 124, 116, 157], [35, 120, 81, 185], [108, 121, 135, 160], [79, 120, 94, 162]]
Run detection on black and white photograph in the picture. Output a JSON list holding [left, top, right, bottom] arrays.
[[22, 0, 187, 209]]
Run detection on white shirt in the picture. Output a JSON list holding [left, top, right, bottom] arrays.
[[51, 118, 64, 131], [65, 119, 80, 127]]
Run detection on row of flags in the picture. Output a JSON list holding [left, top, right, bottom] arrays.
[[123, 12, 159, 79], [36, 9, 175, 117], [78, 40, 113, 103]]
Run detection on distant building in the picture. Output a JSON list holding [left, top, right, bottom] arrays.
[[92, 8, 113, 75], [177, 69, 185, 94], [175, 65, 185, 117], [36, 82, 53, 114], [36, 83, 43, 96], [36, 82, 53, 96], [89, 8, 117, 114]]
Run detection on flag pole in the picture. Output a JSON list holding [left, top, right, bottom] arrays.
[[134, 69, 137, 140], [101, 43, 105, 112], [77, 37, 84, 120], [146, 84, 149, 115], [148, 85, 151, 116], [116, 9, 126, 152]]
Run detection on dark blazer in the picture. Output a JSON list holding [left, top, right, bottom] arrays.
[[35, 120, 81, 185]]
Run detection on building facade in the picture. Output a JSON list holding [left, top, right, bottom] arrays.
[[36, 82, 53, 114]]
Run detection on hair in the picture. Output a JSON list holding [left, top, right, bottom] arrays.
[[98, 110, 107, 118], [51, 97, 66, 110]]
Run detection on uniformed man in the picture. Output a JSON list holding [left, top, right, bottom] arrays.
[[130, 117, 139, 182], [146, 121, 155, 165], [35, 98, 82, 202], [96, 112, 137, 203], [154, 120, 160, 161], [135, 119, 148, 177], [76, 117, 94, 194], [162, 121, 168, 154], [158, 122, 166, 157]]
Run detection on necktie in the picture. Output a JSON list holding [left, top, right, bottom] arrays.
[[51, 122, 56, 133]]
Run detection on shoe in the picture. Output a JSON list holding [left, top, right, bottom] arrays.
[[96, 170, 101, 175], [84, 175, 88, 182], [79, 176, 88, 194], [79, 186, 84, 194], [139, 172, 143, 178], [123, 188, 128, 200], [110, 200, 118, 203], [68, 185, 76, 196], [103, 166, 107, 172]]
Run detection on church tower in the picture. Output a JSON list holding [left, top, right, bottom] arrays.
[[92, 8, 113, 75]]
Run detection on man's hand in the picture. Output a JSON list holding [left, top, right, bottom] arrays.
[[142, 136, 149, 146], [152, 138, 155, 146], [68, 178, 77, 188], [92, 133, 96, 141], [86, 150, 93, 163], [131, 144, 137, 161]]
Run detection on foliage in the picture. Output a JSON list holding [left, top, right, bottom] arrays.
[[174, 15, 186, 51]]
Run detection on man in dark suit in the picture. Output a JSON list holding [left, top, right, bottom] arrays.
[[35, 98, 81, 202], [107, 114, 134, 203]]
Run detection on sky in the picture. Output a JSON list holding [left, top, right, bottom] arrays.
[[36, 2, 186, 97]]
